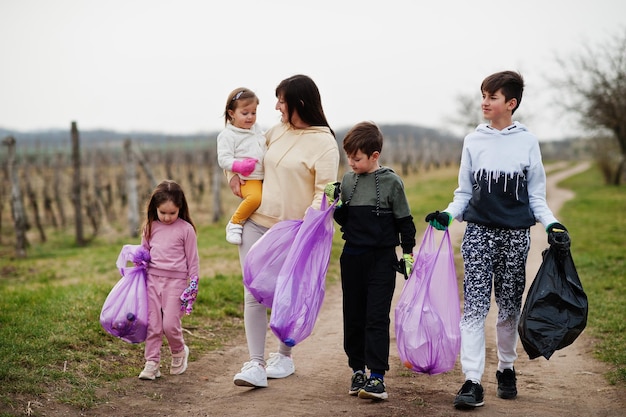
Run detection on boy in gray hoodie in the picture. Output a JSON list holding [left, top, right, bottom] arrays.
[[326, 121, 416, 401]]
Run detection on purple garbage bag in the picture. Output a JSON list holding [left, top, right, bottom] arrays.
[[243, 219, 303, 308], [394, 225, 461, 374], [100, 244, 150, 344], [269, 194, 338, 347]]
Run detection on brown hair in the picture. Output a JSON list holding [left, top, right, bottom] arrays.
[[142, 180, 195, 241], [275, 74, 335, 137], [223, 88, 259, 125], [342, 121, 383, 157], [481, 71, 524, 114]]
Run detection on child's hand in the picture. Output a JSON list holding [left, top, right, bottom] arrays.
[[324, 182, 342, 207], [546, 222, 570, 248], [232, 158, 258, 177], [425, 211, 451, 230], [403, 253, 414, 277], [180, 276, 199, 315]]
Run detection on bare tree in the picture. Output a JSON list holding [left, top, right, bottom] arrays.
[[3, 136, 28, 258], [71, 122, 86, 246], [53, 153, 67, 227], [124, 139, 140, 238], [211, 153, 224, 223], [553, 27, 626, 185], [449, 93, 484, 133], [133, 145, 158, 189], [24, 170, 46, 243]]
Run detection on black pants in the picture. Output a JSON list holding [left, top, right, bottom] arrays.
[[340, 247, 397, 375]]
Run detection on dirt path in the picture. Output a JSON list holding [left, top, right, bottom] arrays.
[[70, 161, 625, 416]]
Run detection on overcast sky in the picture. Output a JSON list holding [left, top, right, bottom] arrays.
[[1, 0, 624, 140]]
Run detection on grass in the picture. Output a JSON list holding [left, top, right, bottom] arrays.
[[558, 165, 626, 385], [0, 162, 624, 415]]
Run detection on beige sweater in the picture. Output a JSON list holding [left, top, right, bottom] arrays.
[[249, 122, 339, 228]]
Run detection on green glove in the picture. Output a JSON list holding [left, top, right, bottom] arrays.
[[403, 253, 414, 277], [425, 211, 452, 230], [324, 182, 342, 207]]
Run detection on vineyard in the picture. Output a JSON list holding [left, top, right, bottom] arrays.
[[1, 123, 465, 258]]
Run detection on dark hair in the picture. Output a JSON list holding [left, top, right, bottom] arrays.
[[275, 74, 335, 136], [223, 87, 259, 125], [481, 71, 524, 114], [342, 121, 383, 157], [142, 180, 195, 240]]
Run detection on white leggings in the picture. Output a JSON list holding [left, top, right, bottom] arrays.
[[238, 220, 293, 365]]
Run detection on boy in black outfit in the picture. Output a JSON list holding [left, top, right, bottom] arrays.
[[325, 121, 416, 400]]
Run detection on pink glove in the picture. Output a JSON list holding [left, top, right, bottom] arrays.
[[180, 276, 199, 315], [232, 158, 258, 177]]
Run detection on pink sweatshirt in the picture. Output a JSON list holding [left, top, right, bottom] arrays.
[[141, 218, 199, 279]]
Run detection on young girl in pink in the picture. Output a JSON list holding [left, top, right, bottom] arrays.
[[138, 180, 200, 380]]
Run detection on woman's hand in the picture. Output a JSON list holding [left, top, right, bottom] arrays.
[[229, 174, 245, 198]]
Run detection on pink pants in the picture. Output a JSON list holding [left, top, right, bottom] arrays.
[[144, 273, 187, 362]]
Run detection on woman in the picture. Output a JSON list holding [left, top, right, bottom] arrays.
[[230, 74, 340, 388]]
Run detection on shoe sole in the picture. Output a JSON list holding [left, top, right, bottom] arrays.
[[348, 389, 362, 396], [266, 370, 294, 379], [497, 390, 518, 399], [138, 371, 161, 380], [358, 390, 388, 400], [266, 364, 295, 379], [454, 399, 485, 409], [233, 377, 267, 388]]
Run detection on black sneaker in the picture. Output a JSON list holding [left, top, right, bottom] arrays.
[[358, 377, 388, 400], [348, 370, 367, 396], [454, 380, 485, 409], [496, 368, 517, 399]]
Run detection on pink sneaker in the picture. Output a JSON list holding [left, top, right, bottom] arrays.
[[138, 361, 161, 380], [170, 345, 189, 375]]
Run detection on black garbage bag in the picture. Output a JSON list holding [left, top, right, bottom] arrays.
[[518, 235, 588, 360]]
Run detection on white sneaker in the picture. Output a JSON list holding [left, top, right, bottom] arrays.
[[233, 361, 268, 388], [138, 361, 161, 380], [170, 345, 189, 375], [265, 353, 295, 379], [226, 222, 243, 245]]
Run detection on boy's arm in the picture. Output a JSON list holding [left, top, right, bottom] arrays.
[[333, 204, 348, 225], [396, 215, 416, 254], [444, 146, 473, 220], [390, 179, 416, 253], [526, 143, 558, 228], [396, 214, 417, 279]]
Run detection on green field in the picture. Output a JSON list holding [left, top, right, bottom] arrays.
[[0, 163, 624, 415]]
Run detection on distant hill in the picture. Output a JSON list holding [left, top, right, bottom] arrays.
[[1, 124, 586, 161], [0, 127, 207, 148], [0, 123, 460, 149]]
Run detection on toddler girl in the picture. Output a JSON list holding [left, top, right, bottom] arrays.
[[217, 87, 266, 244]]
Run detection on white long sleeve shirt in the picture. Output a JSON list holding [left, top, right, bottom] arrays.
[[217, 123, 265, 180]]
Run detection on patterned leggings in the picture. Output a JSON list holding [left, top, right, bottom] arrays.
[[459, 223, 530, 383]]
